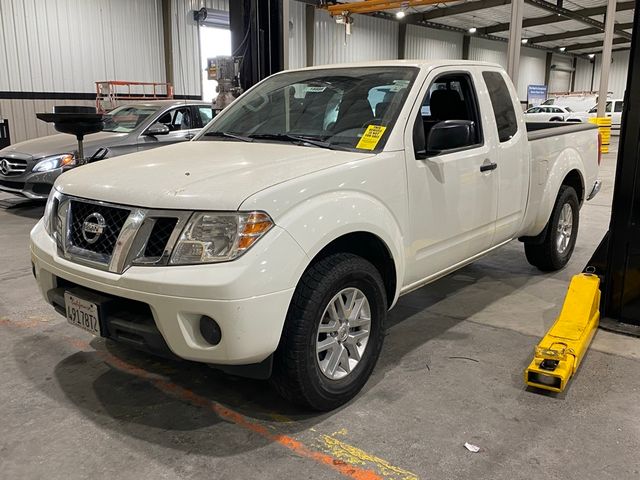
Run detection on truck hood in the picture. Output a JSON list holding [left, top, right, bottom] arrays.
[[0, 131, 127, 159], [55, 141, 375, 210]]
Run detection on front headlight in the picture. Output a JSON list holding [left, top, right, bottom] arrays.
[[169, 211, 274, 264], [33, 154, 75, 173], [43, 188, 61, 236]]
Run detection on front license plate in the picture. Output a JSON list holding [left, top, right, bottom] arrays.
[[64, 292, 101, 336]]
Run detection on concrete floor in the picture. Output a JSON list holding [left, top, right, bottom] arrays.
[[1, 138, 639, 480]]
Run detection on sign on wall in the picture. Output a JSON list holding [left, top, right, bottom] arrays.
[[527, 85, 548, 108]]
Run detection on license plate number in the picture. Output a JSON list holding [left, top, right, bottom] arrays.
[[64, 292, 100, 336]]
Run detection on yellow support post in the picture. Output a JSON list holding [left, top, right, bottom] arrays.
[[589, 117, 611, 154], [525, 274, 601, 392]]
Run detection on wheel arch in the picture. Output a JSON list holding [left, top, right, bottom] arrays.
[[305, 231, 397, 308]]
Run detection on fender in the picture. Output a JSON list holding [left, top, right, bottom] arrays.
[[520, 146, 586, 237], [278, 191, 405, 303], [239, 153, 408, 306]]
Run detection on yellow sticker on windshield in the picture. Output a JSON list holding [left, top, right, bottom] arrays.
[[356, 125, 387, 150]]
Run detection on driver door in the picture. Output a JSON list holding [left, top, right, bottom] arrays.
[[138, 106, 199, 150], [403, 68, 498, 285]]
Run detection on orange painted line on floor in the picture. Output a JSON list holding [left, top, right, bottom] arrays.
[[98, 350, 382, 480], [1, 319, 382, 480]]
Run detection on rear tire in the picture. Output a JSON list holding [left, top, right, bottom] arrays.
[[525, 185, 579, 271], [270, 253, 387, 411]]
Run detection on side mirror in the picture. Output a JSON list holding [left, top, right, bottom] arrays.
[[413, 113, 427, 160], [145, 123, 170, 136], [426, 120, 476, 154]]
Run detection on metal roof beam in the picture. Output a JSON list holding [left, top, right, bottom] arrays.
[[529, 23, 634, 43], [406, 0, 509, 21], [524, 0, 632, 40], [565, 36, 629, 51], [481, 0, 635, 35]]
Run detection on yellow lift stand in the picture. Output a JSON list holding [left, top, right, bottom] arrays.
[[525, 273, 601, 392]]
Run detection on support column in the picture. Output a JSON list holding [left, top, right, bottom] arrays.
[[544, 51, 553, 86], [570, 57, 577, 91], [398, 22, 407, 60], [462, 35, 470, 60], [305, 4, 315, 66], [161, 0, 174, 88], [597, 0, 617, 117], [506, 0, 524, 86]]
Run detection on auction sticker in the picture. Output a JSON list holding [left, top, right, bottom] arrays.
[[356, 125, 387, 150]]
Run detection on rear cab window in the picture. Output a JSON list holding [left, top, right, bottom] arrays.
[[482, 71, 518, 142]]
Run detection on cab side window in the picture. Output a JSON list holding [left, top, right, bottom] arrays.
[[482, 71, 518, 142], [614, 101, 624, 113], [416, 73, 483, 151]]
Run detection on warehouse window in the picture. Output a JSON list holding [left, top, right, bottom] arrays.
[[482, 71, 518, 142]]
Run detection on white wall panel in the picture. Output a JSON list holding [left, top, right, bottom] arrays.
[[468, 37, 507, 69], [0, 0, 165, 93], [313, 10, 397, 66], [171, 0, 229, 97], [405, 25, 463, 60], [288, 0, 306, 70], [517, 48, 546, 102], [574, 57, 594, 92], [592, 50, 629, 98], [549, 54, 573, 94]]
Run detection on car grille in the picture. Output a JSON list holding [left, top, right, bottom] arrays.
[[0, 157, 28, 176], [54, 194, 190, 273], [144, 217, 178, 258], [69, 200, 130, 255]]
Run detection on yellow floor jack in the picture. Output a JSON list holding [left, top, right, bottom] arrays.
[[525, 273, 601, 393]]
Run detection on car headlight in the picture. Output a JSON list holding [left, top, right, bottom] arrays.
[[169, 211, 274, 264], [33, 154, 76, 173], [43, 188, 61, 236]]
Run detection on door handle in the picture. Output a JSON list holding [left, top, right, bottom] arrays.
[[480, 162, 498, 172]]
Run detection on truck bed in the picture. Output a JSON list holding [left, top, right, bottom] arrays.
[[526, 122, 598, 141]]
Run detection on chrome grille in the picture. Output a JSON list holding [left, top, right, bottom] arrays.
[[54, 194, 190, 273], [69, 200, 130, 255], [0, 157, 28, 176]]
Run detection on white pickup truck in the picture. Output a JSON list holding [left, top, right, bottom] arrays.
[[30, 60, 600, 410]]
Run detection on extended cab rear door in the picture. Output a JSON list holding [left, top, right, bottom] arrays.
[[403, 67, 498, 285], [480, 70, 529, 244]]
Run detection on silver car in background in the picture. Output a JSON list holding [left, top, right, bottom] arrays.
[[0, 100, 213, 199]]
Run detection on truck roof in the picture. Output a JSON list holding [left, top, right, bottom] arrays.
[[286, 59, 503, 73]]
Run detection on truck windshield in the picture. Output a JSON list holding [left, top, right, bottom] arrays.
[[102, 105, 161, 133], [200, 66, 418, 152]]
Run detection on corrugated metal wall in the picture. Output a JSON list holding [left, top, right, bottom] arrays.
[[313, 9, 397, 65], [469, 37, 507, 68], [591, 50, 629, 98], [0, 0, 165, 144], [518, 48, 546, 102], [548, 54, 573, 94], [171, 0, 229, 97], [405, 25, 463, 60], [288, 0, 307, 69], [574, 57, 594, 92]]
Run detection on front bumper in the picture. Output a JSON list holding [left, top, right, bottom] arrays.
[[30, 220, 307, 365], [587, 180, 602, 201], [0, 168, 63, 200]]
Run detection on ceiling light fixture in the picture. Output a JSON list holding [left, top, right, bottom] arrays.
[[559, 47, 566, 52], [588, 53, 595, 58], [468, 27, 477, 33], [396, 10, 405, 19], [521, 38, 528, 44]]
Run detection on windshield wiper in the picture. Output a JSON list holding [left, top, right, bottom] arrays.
[[249, 133, 334, 150], [203, 131, 253, 142]]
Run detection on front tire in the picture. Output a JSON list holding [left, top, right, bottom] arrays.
[[271, 253, 387, 411], [525, 185, 579, 271]]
